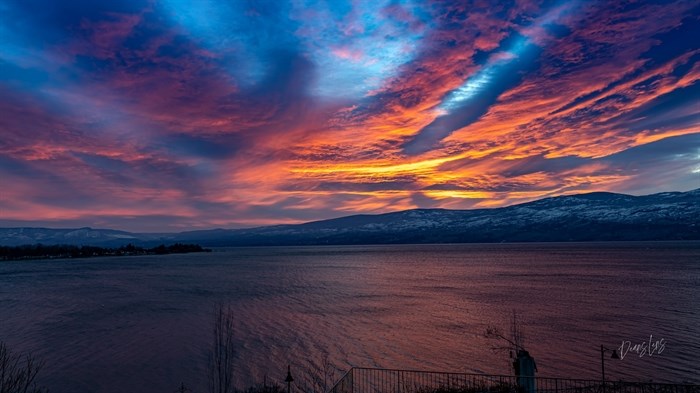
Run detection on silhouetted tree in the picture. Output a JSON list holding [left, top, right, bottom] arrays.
[[0, 243, 209, 260], [297, 356, 337, 393], [484, 311, 526, 355], [0, 341, 48, 393], [208, 304, 236, 393]]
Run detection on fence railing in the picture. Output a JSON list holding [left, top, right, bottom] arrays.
[[328, 368, 700, 393]]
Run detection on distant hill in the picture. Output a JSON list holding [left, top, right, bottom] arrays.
[[1, 189, 699, 247]]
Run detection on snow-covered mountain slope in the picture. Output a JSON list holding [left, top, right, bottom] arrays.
[[203, 188, 699, 245], [2, 189, 698, 246]]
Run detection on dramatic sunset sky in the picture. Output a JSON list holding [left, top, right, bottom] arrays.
[[1, 1, 699, 231]]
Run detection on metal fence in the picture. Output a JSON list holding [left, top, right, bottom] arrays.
[[328, 368, 700, 393]]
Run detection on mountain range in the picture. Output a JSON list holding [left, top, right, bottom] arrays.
[[2, 188, 699, 247]]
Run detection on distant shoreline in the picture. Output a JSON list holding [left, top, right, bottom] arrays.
[[0, 243, 211, 261]]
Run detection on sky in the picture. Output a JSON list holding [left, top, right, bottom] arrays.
[[1, 0, 699, 232]]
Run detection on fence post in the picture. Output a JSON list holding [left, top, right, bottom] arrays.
[[349, 368, 354, 393]]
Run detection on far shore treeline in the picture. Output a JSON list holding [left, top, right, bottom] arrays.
[[0, 243, 211, 261]]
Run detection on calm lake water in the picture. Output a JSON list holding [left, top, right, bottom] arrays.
[[1, 242, 699, 392]]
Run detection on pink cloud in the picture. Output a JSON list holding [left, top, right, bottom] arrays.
[[331, 47, 365, 62]]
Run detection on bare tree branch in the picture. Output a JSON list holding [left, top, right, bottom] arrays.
[[208, 304, 236, 393], [483, 311, 526, 355], [0, 341, 48, 393]]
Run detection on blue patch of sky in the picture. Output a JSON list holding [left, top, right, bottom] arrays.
[[402, 1, 583, 155], [438, 35, 530, 112], [291, 0, 434, 98], [0, 4, 54, 72], [641, 11, 700, 68], [402, 32, 542, 155], [159, 0, 299, 87], [606, 82, 700, 134], [160, 0, 435, 98], [0, 1, 165, 148], [439, 2, 578, 113]]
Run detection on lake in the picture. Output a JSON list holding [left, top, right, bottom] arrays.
[[1, 242, 699, 392]]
